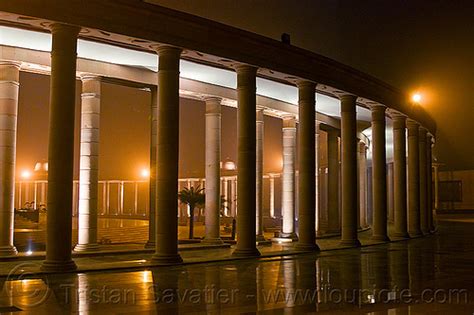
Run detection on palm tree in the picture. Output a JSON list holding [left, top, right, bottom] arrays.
[[178, 185, 205, 239]]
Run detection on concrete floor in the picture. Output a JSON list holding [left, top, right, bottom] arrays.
[[0, 214, 473, 314]]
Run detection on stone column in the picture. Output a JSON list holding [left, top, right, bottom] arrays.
[[203, 97, 223, 244], [151, 46, 183, 264], [419, 127, 428, 234], [232, 65, 260, 257], [256, 106, 265, 241], [340, 95, 361, 247], [0, 61, 20, 257], [315, 121, 320, 234], [279, 115, 297, 240], [230, 177, 237, 217], [427, 135, 434, 232], [295, 80, 319, 251], [269, 175, 275, 218], [433, 163, 440, 212], [41, 24, 80, 272], [371, 105, 389, 241], [407, 120, 422, 237], [392, 114, 409, 238], [146, 86, 157, 248], [74, 75, 101, 252], [358, 141, 368, 229], [326, 129, 340, 233]]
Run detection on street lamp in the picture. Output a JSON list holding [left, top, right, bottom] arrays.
[[412, 93, 422, 104]]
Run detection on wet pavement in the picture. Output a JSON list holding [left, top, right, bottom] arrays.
[[1, 215, 473, 314]]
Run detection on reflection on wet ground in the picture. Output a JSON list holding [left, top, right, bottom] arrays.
[[1, 217, 474, 314]]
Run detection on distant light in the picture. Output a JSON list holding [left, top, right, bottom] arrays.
[[140, 168, 150, 178], [412, 93, 422, 103], [20, 170, 31, 179], [26, 250, 33, 256]]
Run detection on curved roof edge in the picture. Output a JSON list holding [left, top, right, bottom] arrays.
[[0, 0, 436, 134]]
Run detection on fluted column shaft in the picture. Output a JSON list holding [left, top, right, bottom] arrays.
[[426, 135, 434, 232], [0, 61, 20, 257], [146, 87, 157, 248], [152, 46, 183, 264], [419, 128, 428, 234], [42, 24, 80, 272], [326, 129, 340, 233], [204, 97, 223, 244], [392, 115, 409, 238], [74, 76, 101, 252], [296, 81, 319, 251], [256, 107, 265, 241], [315, 122, 320, 233], [280, 116, 297, 239], [407, 120, 422, 237], [340, 95, 360, 246], [358, 141, 368, 229], [232, 65, 260, 257], [371, 105, 389, 241]]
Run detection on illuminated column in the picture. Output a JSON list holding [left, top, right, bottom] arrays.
[[269, 175, 275, 218], [392, 114, 409, 238], [41, 24, 80, 272], [419, 127, 429, 234], [256, 107, 265, 241], [358, 141, 368, 229], [433, 163, 440, 213], [146, 87, 157, 248], [151, 46, 183, 264], [0, 61, 20, 257], [427, 135, 434, 232], [279, 115, 297, 240], [371, 105, 389, 241], [326, 129, 340, 233], [340, 95, 360, 247], [295, 80, 319, 251], [315, 121, 320, 233], [74, 75, 101, 252], [203, 97, 223, 244], [230, 177, 237, 217], [232, 65, 260, 257], [407, 120, 422, 237]]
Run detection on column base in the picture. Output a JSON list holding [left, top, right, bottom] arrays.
[[295, 243, 320, 252], [201, 238, 224, 245], [371, 235, 391, 242], [409, 230, 423, 238], [73, 243, 100, 252], [41, 259, 77, 272], [151, 253, 183, 265], [391, 232, 410, 239], [277, 232, 299, 241], [339, 239, 361, 247], [231, 248, 261, 257], [144, 241, 155, 249], [0, 245, 18, 257]]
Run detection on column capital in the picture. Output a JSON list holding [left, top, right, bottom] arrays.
[[152, 44, 183, 55], [371, 104, 386, 121], [234, 64, 258, 75], [419, 127, 428, 140], [339, 93, 357, 103], [392, 113, 407, 129], [204, 97, 222, 114], [0, 61, 20, 83], [282, 114, 297, 128], [406, 119, 420, 129], [256, 106, 265, 122], [296, 79, 316, 90], [80, 74, 102, 82], [0, 60, 21, 69], [340, 94, 357, 112]]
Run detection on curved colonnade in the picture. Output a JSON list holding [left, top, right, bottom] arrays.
[[0, 1, 436, 272]]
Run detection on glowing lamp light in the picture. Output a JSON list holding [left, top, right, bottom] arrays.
[[412, 93, 422, 103], [140, 168, 150, 178], [20, 170, 31, 179], [26, 250, 33, 256]]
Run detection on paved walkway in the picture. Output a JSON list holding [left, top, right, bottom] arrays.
[[0, 225, 424, 277]]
